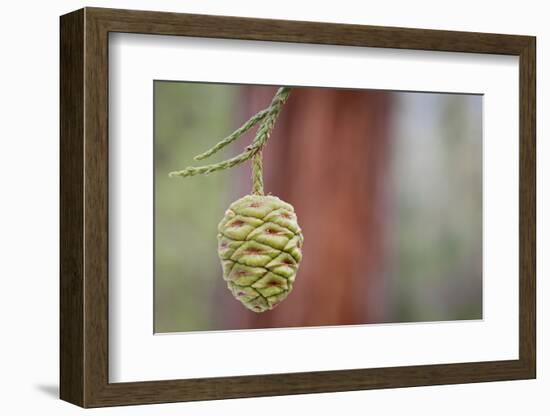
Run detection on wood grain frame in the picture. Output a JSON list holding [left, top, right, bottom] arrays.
[[60, 7, 536, 408]]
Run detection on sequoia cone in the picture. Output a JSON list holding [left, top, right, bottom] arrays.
[[217, 194, 303, 312]]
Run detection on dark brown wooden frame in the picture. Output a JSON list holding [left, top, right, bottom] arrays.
[[60, 7, 536, 408]]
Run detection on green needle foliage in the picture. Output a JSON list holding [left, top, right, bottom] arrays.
[[169, 87, 292, 195]]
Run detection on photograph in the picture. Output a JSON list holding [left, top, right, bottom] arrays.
[[154, 81, 483, 333]]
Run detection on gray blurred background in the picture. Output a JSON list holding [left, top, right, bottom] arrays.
[[154, 81, 482, 333]]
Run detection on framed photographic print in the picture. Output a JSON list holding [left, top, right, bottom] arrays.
[[60, 7, 536, 408]]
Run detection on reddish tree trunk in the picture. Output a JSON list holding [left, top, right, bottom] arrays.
[[220, 86, 392, 329]]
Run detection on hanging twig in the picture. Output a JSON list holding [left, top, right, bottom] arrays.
[[169, 87, 292, 195], [193, 109, 269, 161]]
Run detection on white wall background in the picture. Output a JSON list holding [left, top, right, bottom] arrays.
[[0, 0, 545, 414]]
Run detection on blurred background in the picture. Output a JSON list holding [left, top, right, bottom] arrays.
[[154, 81, 482, 333]]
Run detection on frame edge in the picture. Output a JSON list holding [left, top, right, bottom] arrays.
[[518, 36, 536, 379], [60, 8, 86, 408]]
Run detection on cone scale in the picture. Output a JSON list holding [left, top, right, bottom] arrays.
[[217, 194, 303, 312]]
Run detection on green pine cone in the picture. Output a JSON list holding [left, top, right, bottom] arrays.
[[217, 194, 304, 312]]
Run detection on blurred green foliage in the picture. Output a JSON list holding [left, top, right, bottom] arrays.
[[154, 81, 238, 332], [390, 93, 482, 322]]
